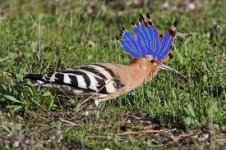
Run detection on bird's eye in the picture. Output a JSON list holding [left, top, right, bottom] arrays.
[[150, 59, 155, 63]]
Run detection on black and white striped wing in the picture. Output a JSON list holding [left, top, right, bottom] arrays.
[[39, 64, 123, 95]]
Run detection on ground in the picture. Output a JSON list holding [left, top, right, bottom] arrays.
[[0, 0, 226, 149]]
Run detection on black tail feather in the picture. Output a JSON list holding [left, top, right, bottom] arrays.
[[23, 74, 46, 86], [23, 74, 44, 80]]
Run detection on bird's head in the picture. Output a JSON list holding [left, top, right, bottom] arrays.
[[133, 55, 160, 79], [118, 14, 186, 79]]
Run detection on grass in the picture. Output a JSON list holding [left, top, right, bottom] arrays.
[[0, 0, 226, 149]]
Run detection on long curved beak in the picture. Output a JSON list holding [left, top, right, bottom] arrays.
[[159, 64, 187, 79]]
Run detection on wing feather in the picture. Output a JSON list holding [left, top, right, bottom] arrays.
[[39, 64, 123, 95]]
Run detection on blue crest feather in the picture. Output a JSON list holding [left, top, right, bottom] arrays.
[[118, 15, 175, 61]]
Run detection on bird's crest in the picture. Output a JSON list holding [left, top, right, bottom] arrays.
[[117, 14, 176, 61]]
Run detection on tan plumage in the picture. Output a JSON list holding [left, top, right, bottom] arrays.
[[91, 55, 160, 102]]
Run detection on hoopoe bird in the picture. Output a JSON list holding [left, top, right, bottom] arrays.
[[24, 14, 185, 105]]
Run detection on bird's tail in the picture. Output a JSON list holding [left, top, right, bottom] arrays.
[[23, 73, 46, 86]]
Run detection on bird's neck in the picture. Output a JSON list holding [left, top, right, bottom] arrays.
[[121, 60, 157, 93]]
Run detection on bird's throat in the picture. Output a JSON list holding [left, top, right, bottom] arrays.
[[122, 61, 156, 92]]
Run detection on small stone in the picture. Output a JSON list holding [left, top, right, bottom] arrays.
[[13, 141, 20, 148], [187, 3, 195, 10], [94, 100, 99, 107], [162, 1, 169, 9], [83, 111, 89, 116]]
